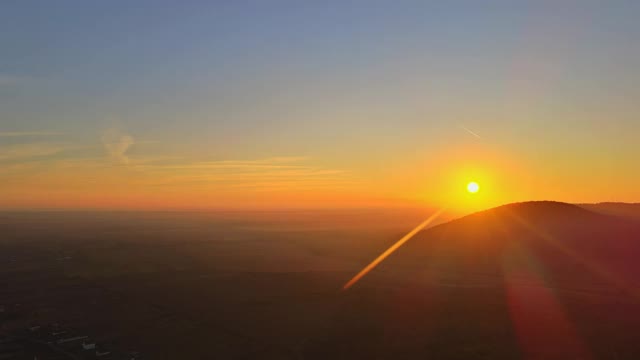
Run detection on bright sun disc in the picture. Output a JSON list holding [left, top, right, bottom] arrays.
[[467, 181, 480, 193]]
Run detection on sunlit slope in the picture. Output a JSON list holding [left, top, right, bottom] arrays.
[[371, 201, 640, 290]]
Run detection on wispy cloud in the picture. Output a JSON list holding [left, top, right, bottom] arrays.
[[102, 129, 134, 164], [0, 143, 67, 161], [0, 131, 62, 137], [0, 141, 355, 201]]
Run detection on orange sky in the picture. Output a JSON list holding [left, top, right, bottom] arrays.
[[1, 135, 638, 212]]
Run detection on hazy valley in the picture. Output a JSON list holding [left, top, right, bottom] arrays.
[[2, 203, 640, 359]]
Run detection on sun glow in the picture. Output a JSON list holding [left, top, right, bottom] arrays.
[[467, 181, 480, 193]]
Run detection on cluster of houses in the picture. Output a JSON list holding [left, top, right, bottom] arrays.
[[0, 324, 141, 360]]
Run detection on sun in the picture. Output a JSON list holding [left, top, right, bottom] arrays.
[[467, 181, 480, 194]]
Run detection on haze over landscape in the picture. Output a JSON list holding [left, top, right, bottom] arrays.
[[2, 2, 640, 359]]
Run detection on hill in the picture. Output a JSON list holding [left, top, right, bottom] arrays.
[[373, 201, 640, 289], [335, 201, 640, 358], [579, 202, 640, 221]]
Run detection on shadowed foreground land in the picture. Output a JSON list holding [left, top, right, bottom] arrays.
[[2, 204, 640, 359]]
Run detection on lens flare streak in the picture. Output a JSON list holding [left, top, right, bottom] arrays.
[[343, 208, 446, 290]]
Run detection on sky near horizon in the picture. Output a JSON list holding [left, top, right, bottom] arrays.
[[1, 1, 639, 211]]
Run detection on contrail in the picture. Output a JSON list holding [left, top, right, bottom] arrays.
[[343, 208, 447, 290], [458, 124, 481, 139]]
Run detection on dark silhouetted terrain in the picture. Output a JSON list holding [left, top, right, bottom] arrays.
[[2, 203, 640, 359], [579, 202, 640, 221]]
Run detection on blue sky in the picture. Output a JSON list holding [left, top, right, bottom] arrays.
[[1, 1, 640, 208]]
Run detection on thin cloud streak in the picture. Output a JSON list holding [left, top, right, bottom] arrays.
[[457, 124, 481, 139], [0, 143, 67, 161], [138, 159, 351, 188], [0, 131, 62, 137], [131, 157, 324, 174]]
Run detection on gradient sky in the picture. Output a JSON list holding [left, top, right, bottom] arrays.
[[1, 1, 639, 210]]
